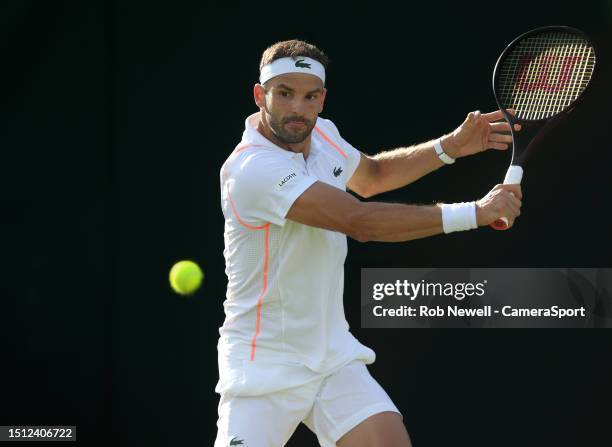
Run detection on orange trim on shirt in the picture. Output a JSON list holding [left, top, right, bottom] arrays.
[[226, 185, 267, 231], [234, 143, 267, 155], [222, 144, 267, 182], [250, 223, 269, 361], [314, 126, 348, 158], [225, 176, 269, 361]]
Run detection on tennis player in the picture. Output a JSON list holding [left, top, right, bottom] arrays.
[[216, 40, 522, 447]]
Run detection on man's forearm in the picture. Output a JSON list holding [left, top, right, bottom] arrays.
[[369, 135, 455, 197], [287, 178, 519, 243], [348, 201, 444, 242]]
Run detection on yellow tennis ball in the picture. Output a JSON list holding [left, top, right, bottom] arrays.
[[169, 260, 203, 295]]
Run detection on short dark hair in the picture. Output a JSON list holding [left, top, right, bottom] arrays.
[[259, 39, 329, 73]]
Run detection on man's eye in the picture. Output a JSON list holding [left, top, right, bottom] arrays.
[[279, 91, 291, 97], [306, 95, 317, 100]]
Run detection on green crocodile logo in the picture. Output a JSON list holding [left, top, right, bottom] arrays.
[[229, 437, 244, 446], [295, 59, 311, 69]]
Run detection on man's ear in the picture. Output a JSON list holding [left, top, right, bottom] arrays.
[[254, 83, 266, 108]]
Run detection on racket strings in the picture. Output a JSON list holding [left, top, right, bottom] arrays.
[[496, 31, 595, 120]]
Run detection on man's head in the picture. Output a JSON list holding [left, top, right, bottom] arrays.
[[254, 40, 329, 145]]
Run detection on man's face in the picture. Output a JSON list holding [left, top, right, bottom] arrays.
[[256, 73, 326, 144]]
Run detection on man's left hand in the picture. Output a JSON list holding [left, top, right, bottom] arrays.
[[441, 109, 521, 159]]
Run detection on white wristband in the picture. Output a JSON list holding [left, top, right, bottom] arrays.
[[434, 138, 455, 164], [441, 202, 478, 233]]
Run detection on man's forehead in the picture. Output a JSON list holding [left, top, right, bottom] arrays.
[[266, 73, 324, 91]]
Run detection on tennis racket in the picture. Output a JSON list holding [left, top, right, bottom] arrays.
[[490, 26, 596, 230]]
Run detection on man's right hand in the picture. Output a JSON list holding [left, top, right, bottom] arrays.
[[476, 184, 523, 228]]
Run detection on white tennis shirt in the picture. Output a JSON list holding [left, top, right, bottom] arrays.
[[217, 112, 375, 396]]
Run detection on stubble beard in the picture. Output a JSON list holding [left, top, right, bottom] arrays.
[[264, 104, 315, 145]]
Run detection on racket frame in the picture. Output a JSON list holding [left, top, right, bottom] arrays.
[[492, 25, 597, 166], [489, 26, 596, 230]]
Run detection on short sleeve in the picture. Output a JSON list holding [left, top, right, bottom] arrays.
[[225, 150, 317, 227], [318, 118, 362, 182]]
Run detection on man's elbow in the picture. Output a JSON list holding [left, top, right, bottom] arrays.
[[349, 158, 382, 199], [348, 228, 371, 243], [350, 182, 377, 200]]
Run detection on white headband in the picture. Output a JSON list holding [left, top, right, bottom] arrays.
[[259, 57, 326, 85]]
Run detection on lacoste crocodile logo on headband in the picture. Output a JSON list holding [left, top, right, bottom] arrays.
[[260, 57, 325, 85]]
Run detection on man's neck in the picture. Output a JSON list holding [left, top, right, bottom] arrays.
[[257, 118, 311, 160]]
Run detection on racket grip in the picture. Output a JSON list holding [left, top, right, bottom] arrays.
[[490, 165, 523, 231]]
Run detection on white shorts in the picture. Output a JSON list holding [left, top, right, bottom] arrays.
[[214, 360, 400, 447]]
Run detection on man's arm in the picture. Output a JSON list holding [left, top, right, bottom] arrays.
[[347, 139, 447, 199], [348, 110, 520, 198], [286, 181, 522, 243]]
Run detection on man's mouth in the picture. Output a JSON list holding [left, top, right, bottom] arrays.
[[286, 120, 307, 129]]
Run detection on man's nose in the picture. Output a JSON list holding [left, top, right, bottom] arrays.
[[289, 97, 308, 115]]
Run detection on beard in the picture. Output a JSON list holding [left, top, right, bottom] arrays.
[[264, 105, 315, 144]]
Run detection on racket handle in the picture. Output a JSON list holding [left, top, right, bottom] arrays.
[[490, 165, 523, 231]]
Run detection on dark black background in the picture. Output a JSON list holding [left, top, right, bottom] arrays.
[[2, 1, 611, 446]]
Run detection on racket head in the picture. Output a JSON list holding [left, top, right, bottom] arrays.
[[489, 27, 596, 230], [493, 26, 596, 126]]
